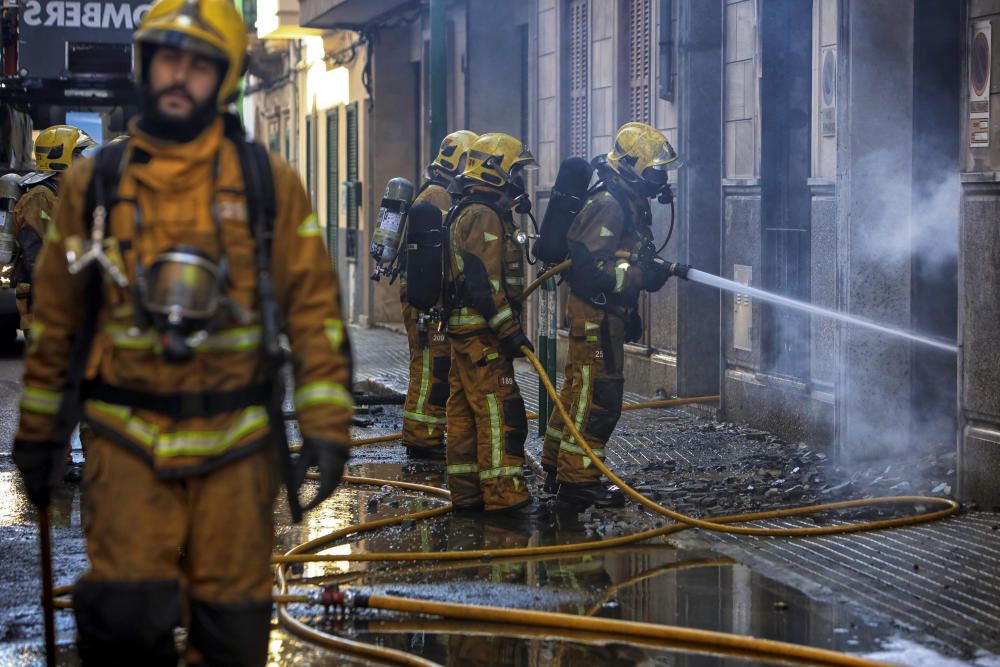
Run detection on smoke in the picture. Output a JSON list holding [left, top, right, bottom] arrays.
[[853, 148, 960, 277]]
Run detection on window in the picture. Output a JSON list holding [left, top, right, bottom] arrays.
[[759, 0, 812, 378], [283, 113, 291, 162], [621, 0, 652, 125], [565, 0, 589, 158], [326, 108, 339, 268], [345, 101, 360, 260]]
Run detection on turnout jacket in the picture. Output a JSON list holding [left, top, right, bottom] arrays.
[[566, 188, 651, 309], [12, 182, 57, 323], [16, 118, 353, 476], [447, 200, 526, 339]]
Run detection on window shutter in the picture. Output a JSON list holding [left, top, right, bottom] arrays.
[[625, 0, 652, 124], [568, 0, 589, 158], [305, 115, 313, 204], [345, 101, 359, 259], [326, 108, 339, 268]]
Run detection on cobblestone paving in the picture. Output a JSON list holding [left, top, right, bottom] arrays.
[[350, 324, 1000, 662]]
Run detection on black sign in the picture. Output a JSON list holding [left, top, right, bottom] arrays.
[[18, 1, 151, 79]]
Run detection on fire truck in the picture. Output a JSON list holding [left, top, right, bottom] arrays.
[[0, 0, 143, 344]]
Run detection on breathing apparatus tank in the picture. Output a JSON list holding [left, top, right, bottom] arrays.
[[0, 174, 22, 265], [532, 157, 594, 264], [370, 177, 415, 280], [403, 202, 446, 312]]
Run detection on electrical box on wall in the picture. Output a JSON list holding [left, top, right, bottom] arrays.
[[733, 264, 753, 352]]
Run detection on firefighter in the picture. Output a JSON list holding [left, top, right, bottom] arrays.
[[12, 1, 353, 665], [445, 132, 545, 518], [13, 126, 96, 483], [400, 130, 477, 460], [13, 125, 96, 335], [541, 122, 678, 508]]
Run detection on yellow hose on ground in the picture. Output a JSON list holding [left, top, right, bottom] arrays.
[[359, 593, 889, 667], [348, 619, 855, 667], [523, 347, 959, 537]]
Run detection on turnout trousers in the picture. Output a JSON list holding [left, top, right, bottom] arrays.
[[401, 302, 450, 450], [445, 333, 530, 511], [542, 295, 626, 484], [72, 435, 278, 667]]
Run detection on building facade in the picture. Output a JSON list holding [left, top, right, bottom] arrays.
[[244, 0, 995, 506]]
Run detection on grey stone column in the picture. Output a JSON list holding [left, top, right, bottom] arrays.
[[834, 0, 915, 461]]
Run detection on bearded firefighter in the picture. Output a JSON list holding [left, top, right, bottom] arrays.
[[400, 130, 477, 459], [445, 132, 546, 518], [542, 122, 678, 508], [12, 1, 353, 664]]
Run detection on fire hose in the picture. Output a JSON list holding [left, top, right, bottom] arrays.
[[45, 321, 958, 665], [263, 346, 957, 665]]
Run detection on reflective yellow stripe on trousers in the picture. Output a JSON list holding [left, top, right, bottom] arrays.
[[478, 393, 520, 482], [560, 365, 603, 462], [21, 386, 63, 415]]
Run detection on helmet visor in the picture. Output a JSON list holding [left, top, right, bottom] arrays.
[[648, 141, 680, 169]]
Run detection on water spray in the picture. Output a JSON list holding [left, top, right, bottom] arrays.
[[680, 267, 957, 353]]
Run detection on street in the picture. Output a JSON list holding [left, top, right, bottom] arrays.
[[1, 326, 998, 666]]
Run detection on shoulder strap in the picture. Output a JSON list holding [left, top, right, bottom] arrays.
[[83, 140, 131, 233], [231, 136, 279, 357], [55, 140, 131, 442], [417, 176, 449, 198]]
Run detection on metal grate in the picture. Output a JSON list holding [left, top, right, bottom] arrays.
[[568, 0, 589, 157], [326, 108, 339, 268], [624, 0, 652, 124]]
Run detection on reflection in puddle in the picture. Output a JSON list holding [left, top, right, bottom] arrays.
[[276, 462, 891, 666]]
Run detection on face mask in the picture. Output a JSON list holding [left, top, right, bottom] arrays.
[[139, 246, 227, 363]]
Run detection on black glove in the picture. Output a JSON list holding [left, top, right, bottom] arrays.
[[12, 440, 65, 509], [624, 310, 644, 343], [641, 258, 671, 293], [292, 438, 349, 513], [500, 330, 535, 359]]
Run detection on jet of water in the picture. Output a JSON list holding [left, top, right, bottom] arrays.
[[684, 268, 957, 354]]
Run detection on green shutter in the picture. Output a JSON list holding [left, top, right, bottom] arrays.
[[326, 108, 339, 268], [345, 101, 359, 259], [305, 115, 313, 205]]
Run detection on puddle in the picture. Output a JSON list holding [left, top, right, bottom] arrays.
[[277, 460, 896, 666]]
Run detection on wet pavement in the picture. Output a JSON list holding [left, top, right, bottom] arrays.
[[2, 327, 1000, 665]]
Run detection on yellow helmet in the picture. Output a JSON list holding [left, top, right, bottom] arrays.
[[429, 130, 478, 180], [134, 0, 249, 107], [607, 122, 679, 194], [34, 125, 97, 172], [461, 132, 537, 189]]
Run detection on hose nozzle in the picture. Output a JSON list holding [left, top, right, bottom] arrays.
[[668, 263, 691, 279]]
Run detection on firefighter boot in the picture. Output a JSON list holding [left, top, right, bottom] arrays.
[[484, 497, 551, 526], [557, 481, 626, 509], [542, 469, 559, 495]]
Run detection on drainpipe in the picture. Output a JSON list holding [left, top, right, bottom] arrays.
[[537, 277, 558, 435], [428, 0, 447, 150]]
